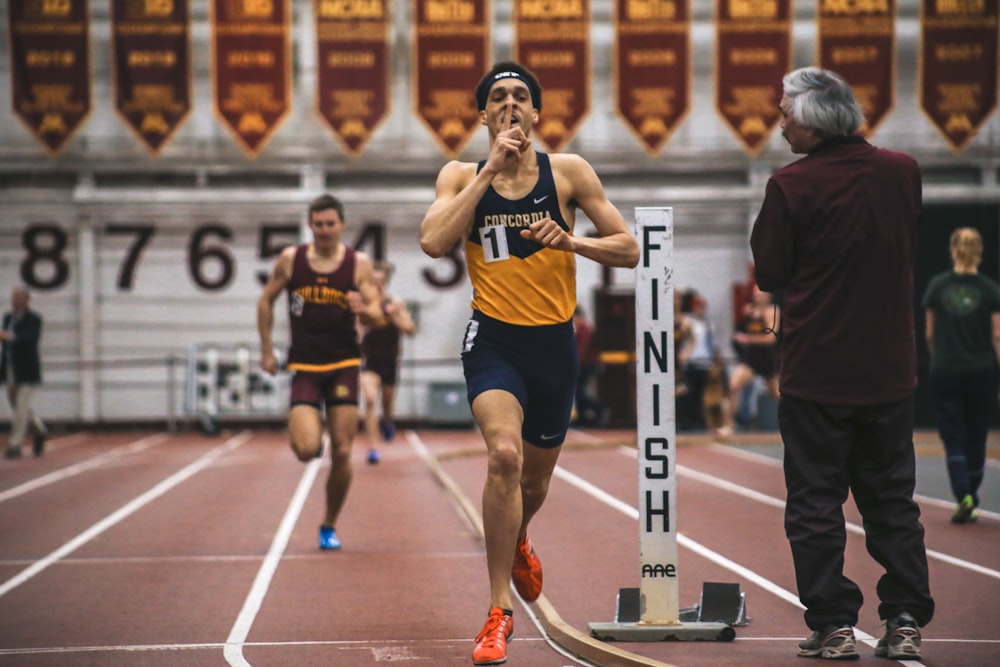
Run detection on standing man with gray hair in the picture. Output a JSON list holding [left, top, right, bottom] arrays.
[[750, 67, 934, 660], [1, 286, 47, 458]]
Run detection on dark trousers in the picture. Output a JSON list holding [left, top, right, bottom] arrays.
[[779, 394, 935, 630], [678, 365, 709, 431], [929, 368, 996, 505], [575, 363, 602, 424]]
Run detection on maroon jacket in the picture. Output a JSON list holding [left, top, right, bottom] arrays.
[[750, 136, 920, 405]]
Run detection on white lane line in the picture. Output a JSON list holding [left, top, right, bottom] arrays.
[[708, 442, 1000, 522], [406, 432, 603, 667], [0, 637, 566, 658], [911, 493, 1000, 521], [551, 465, 801, 609], [16, 432, 88, 455], [0, 636, 991, 659], [551, 463, 930, 666], [0, 434, 169, 503], [661, 449, 1000, 579], [223, 453, 323, 667], [0, 431, 253, 600], [706, 442, 782, 468]]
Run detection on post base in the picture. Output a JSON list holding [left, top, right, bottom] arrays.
[[588, 620, 735, 642], [588, 583, 747, 642]]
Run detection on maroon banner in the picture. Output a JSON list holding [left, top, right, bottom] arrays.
[[211, 0, 291, 157], [315, 0, 391, 157], [112, 0, 192, 155], [818, 0, 896, 137], [8, 0, 91, 156], [613, 0, 691, 155], [413, 0, 491, 158], [514, 0, 591, 152], [921, 0, 999, 153], [715, 0, 791, 155]]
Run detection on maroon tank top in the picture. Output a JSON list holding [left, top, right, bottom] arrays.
[[286, 244, 361, 371]]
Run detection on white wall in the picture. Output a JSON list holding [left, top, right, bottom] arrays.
[[1, 1, 997, 426]]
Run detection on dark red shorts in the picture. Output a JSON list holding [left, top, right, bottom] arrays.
[[362, 355, 399, 386], [289, 366, 360, 409]]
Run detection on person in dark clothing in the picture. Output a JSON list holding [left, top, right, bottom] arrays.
[[359, 260, 417, 464], [677, 290, 716, 431], [923, 227, 1000, 525], [750, 66, 934, 661], [572, 306, 608, 426], [1, 286, 47, 458], [718, 284, 780, 436]]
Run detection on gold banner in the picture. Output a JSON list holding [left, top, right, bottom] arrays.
[[112, 0, 192, 155], [920, 0, 999, 153], [315, 0, 391, 157], [211, 0, 291, 157], [413, 0, 490, 158], [714, 0, 791, 156], [818, 0, 896, 137], [613, 0, 691, 155], [8, 0, 92, 156], [514, 0, 591, 152]]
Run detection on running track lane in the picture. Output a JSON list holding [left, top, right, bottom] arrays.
[[0, 429, 997, 666]]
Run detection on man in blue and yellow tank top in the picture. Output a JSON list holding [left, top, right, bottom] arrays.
[[420, 61, 640, 666], [258, 194, 384, 552]]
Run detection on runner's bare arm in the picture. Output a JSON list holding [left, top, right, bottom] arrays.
[[387, 297, 417, 335], [350, 252, 386, 327], [257, 246, 295, 374], [521, 154, 639, 268], [419, 161, 488, 258], [421, 104, 527, 258]]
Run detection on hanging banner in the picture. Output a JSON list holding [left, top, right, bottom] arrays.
[[714, 0, 791, 155], [920, 0, 999, 153], [211, 0, 291, 157], [112, 0, 192, 155], [8, 0, 91, 156], [818, 0, 895, 137], [613, 0, 691, 155], [513, 0, 591, 152], [315, 0, 391, 157], [413, 0, 490, 158]]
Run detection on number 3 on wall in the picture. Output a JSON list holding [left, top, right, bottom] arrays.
[[17, 221, 462, 292]]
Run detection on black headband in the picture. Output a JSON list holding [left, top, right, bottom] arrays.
[[476, 71, 542, 111]]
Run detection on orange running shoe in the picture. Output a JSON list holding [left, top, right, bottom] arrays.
[[472, 607, 513, 666], [511, 535, 543, 602]]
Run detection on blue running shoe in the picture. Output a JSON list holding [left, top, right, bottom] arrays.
[[319, 525, 341, 550], [379, 420, 396, 442], [367, 448, 381, 465]]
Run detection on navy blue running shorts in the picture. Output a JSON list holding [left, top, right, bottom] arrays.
[[461, 310, 578, 448]]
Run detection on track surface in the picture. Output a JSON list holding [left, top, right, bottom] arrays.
[[1, 428, 997, 666]]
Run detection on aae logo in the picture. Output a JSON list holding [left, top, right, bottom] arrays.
[[641, 563, 677, 577]]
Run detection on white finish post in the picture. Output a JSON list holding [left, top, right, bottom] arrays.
[[634, 207, 679, 624], [588, 207, 733, 642]]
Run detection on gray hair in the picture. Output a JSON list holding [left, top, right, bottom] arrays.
[[781, 67, 864, 139]]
